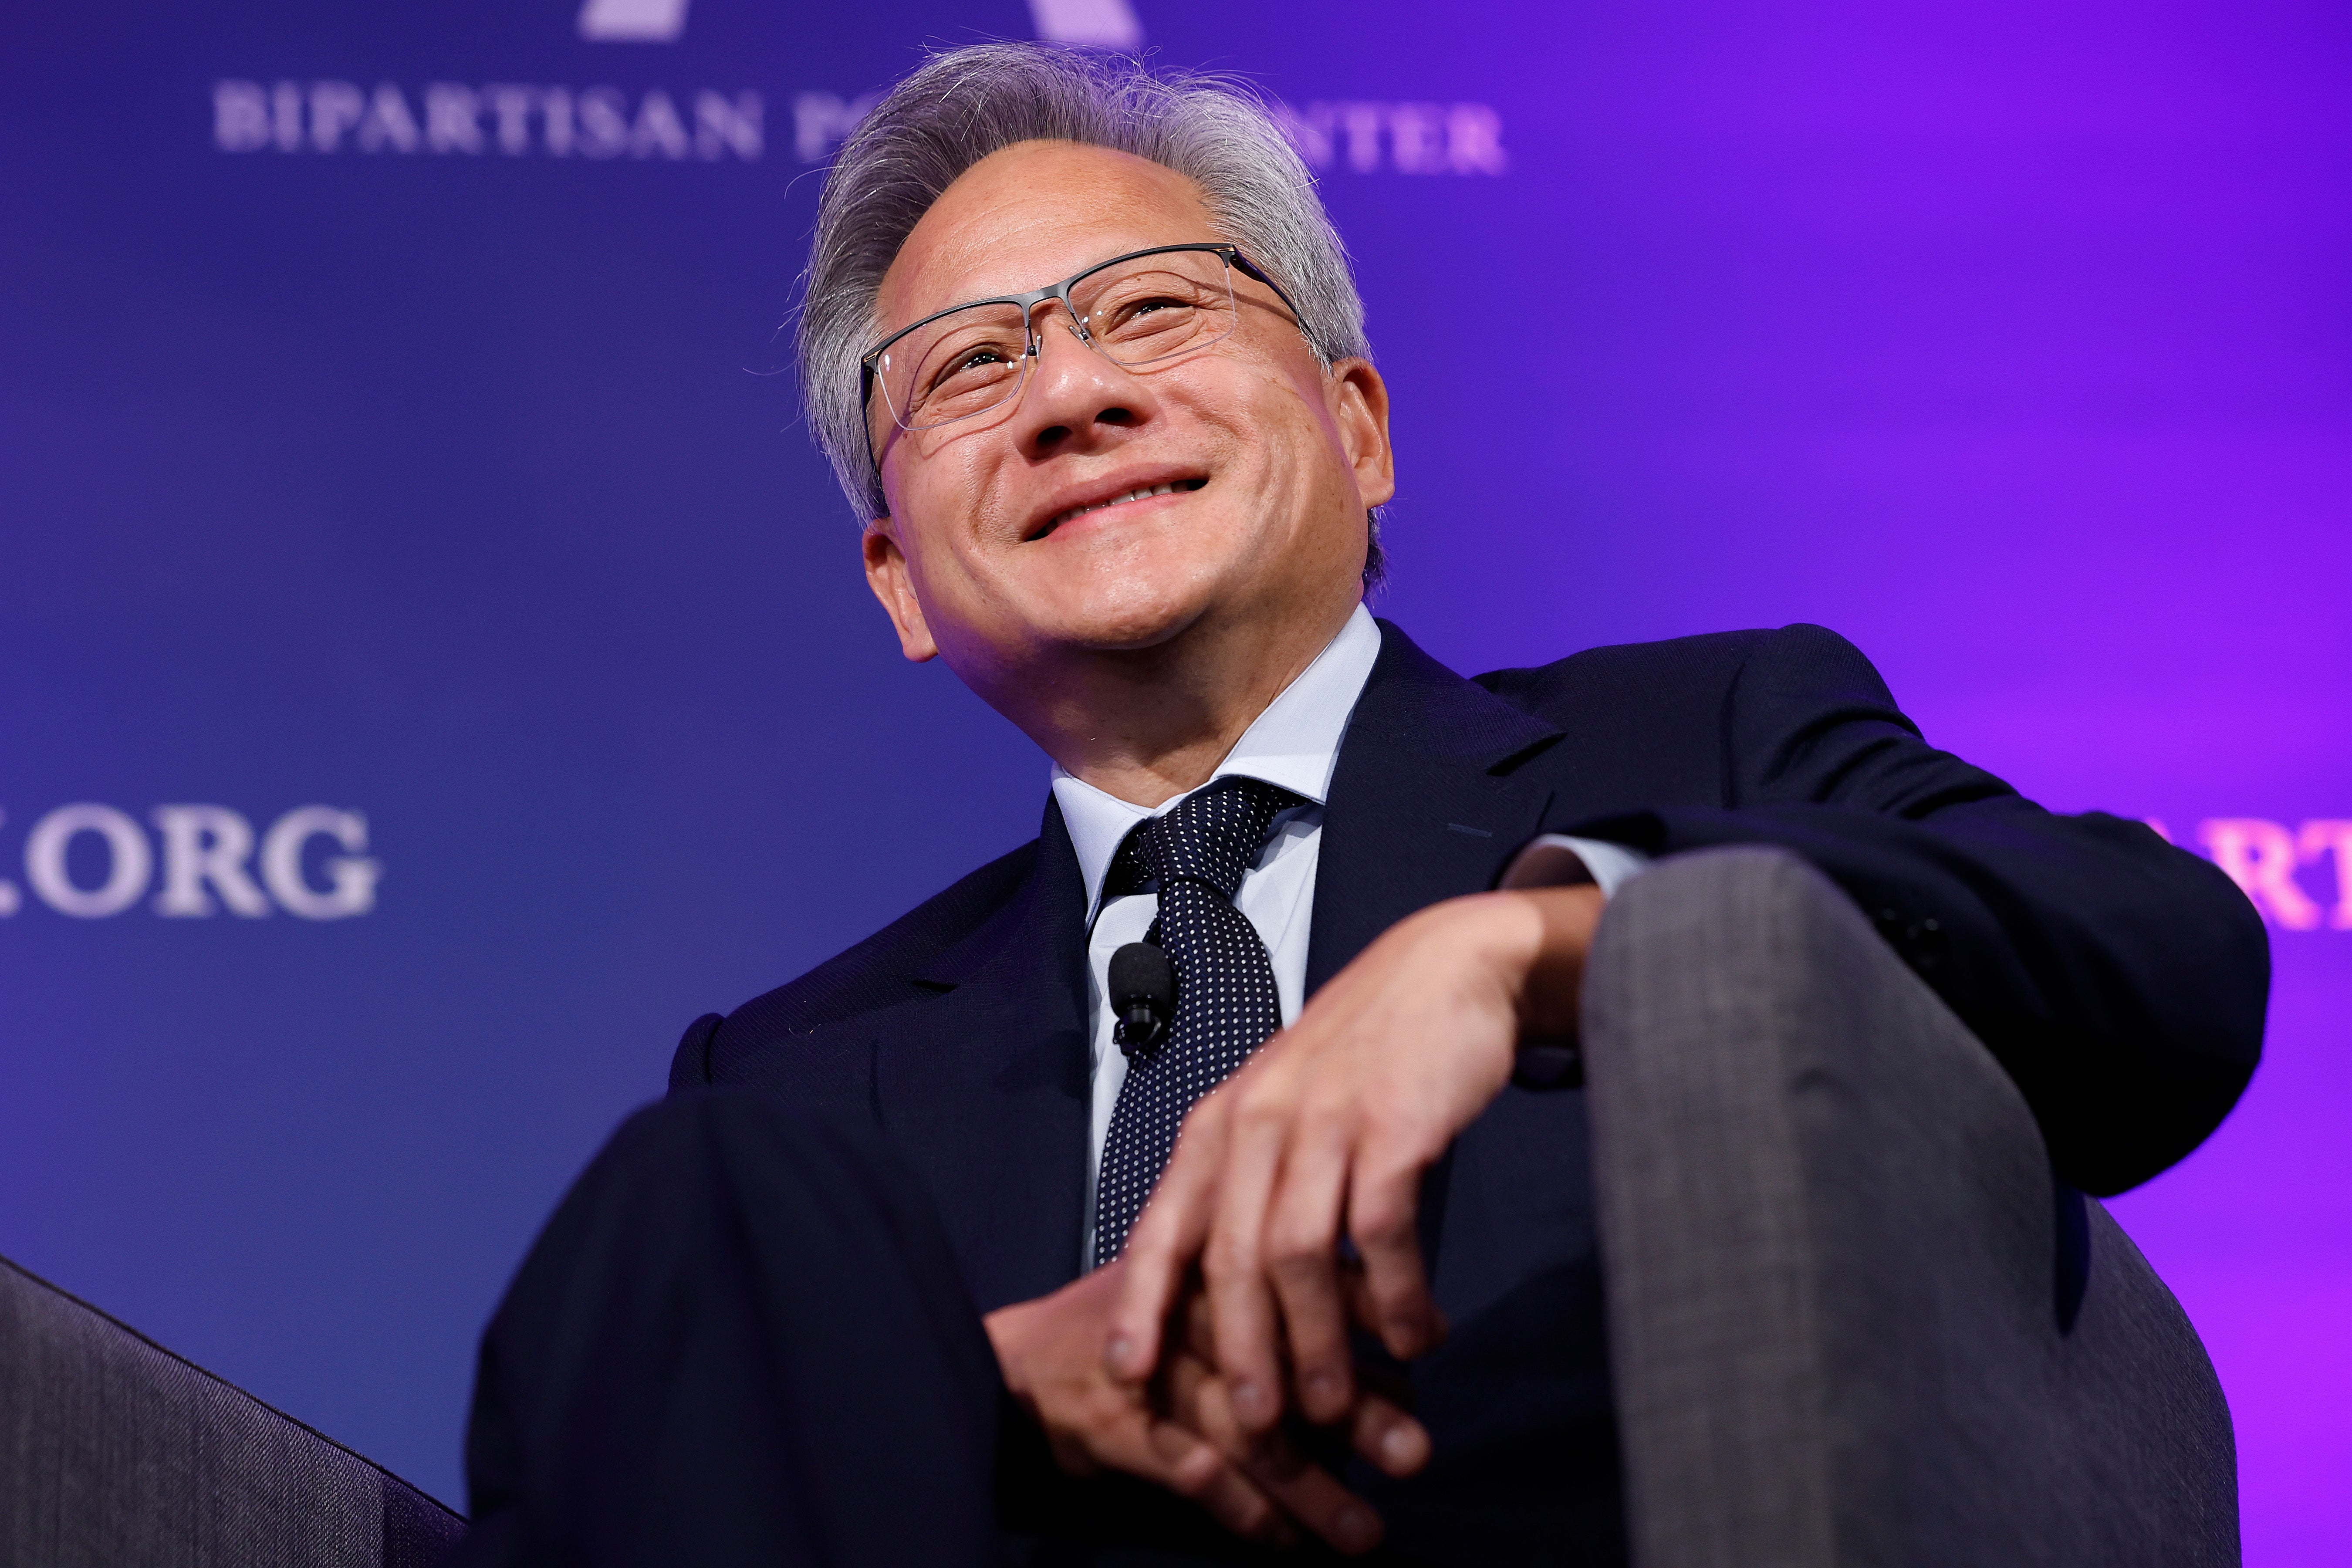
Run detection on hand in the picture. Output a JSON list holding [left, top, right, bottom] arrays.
[[1105, 885, 1604, 1433], [985, 1258, 1426, 1554]]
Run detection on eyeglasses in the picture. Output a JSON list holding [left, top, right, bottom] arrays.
[[859, 243, 1302, 436]]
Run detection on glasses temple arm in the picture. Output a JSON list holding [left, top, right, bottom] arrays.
[[1228, 250, 1311, 342]]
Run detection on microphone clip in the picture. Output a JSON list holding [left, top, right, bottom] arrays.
[[1109, 940, 1175, 1059]]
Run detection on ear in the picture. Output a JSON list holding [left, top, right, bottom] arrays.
[[862, 520, 939, 663], [1326, 358, 1396, 511]]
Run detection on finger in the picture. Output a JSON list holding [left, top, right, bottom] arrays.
[[1243, 1439, 1385, 1558], [1183, 1277, 1217, 1348], [1140, 1416, 1292, 1545], [1151, 1355, 1301, 1546], [1260, 1109, 1357, 1423], [1170, 1353, 1380, 1556], [1348, 1156, 1443, 1358], [1105, 1101, 1229, 1382], [1082, 1395, 1286, 1544], [1338, 1257, 1449, 1352], [1187, 1281, 1427, 1482], [1347, 1392, 1432, 1479], [1041, 1422, 1100, 1477], [1202, 1077, 1295, 1431]]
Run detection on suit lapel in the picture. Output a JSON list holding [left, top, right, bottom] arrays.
[[1304, 622, 1569, 1296], [865, 628, 1560, 1309], [1306, 621, 1564, 994], [872, 800, 1094, 1311]]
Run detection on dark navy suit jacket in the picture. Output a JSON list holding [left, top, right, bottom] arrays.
[[667, 620, 2265, 1562]]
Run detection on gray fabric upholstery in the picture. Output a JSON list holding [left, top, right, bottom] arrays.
[[1584, 847, 2237, 1568], [0, 1253, 464, 1568]]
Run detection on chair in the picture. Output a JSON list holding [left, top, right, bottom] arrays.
[[1586, 848, 2237, 1566], [0, 1252, 463, 1567]]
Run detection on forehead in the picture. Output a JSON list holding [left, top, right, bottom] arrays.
[[876, 141, 1222, 332]]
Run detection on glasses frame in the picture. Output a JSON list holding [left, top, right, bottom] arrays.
[[858, 242, 1304, 437]]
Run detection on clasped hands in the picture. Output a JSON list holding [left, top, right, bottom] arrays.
[[983, 884, 1604, 1555]]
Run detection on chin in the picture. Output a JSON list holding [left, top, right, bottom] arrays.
[[1052, 595, 1201, 653], [1024, 577, 1204, 652], [1025, 547, 1231, 651]]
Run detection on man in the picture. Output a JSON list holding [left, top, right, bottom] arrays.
[[452, 42, 2265, 1568]]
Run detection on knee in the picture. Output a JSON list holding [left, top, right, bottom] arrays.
[[585, 1088, 919, 1232], [602, 1085, 795, 1159], [500, 1092, 869, 1312], [589, 1087, 855, 1192]]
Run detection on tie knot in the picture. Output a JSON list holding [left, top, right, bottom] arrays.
[[1111, 777, 1305, 903]]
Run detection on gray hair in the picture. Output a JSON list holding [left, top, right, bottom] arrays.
[[797, 42, 1382, 578]]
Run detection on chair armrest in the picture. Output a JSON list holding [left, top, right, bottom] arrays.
[[1582, 847, 2236, 1568], [0, 1252, 465, 1567]]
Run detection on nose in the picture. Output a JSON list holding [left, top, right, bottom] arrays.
[[1010, 301, 1157, 457]]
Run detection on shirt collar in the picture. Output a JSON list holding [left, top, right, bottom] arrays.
[[1051, 603, 1382, 915]]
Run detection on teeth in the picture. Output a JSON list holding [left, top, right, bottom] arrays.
[[1049, 480, 1195, 530]]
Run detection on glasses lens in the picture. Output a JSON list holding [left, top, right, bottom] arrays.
[[876, 302, 1032, 431], [1071, 250, 1237, 368]]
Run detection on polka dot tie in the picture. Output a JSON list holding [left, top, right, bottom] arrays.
[[1092, 776, 1305, 1267]]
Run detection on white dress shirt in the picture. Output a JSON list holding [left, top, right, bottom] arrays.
[[1051, 606, 1648, 1268]]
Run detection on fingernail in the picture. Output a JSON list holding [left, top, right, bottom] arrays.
[[1303, 1369, 1338, 1409], [1232, 1379, 1271, 1424], [1334, 1505, 1379, 1551], [1382, 1425, 1423, 1469], [1105, 1332, 1137, 1375]]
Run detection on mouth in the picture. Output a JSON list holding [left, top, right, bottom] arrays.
[[1029, 475, 1209, 541]]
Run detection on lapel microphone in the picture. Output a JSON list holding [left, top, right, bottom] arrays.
[[1109, 940, 1175, 1058]]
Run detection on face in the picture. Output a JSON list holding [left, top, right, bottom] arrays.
[[859, 140, 1394, 702]]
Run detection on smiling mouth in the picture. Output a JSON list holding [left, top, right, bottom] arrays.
[[1033, 477, 1208, 539]]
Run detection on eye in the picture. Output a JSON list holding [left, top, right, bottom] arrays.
[[921, 341, 1024, 401], [1096, 294, 1204, 341], [940, 345, 1013, 380]]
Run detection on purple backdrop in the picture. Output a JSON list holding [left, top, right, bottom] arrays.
[[1, 1, 2344, 1558]]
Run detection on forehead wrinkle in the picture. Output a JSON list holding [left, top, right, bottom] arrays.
[[877, 142, 1222, 334]]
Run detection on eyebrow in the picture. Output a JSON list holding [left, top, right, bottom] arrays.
[[868, 243, 1296, 363]]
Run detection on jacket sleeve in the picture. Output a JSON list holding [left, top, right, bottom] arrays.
[[1571, 623, 2268, 1195]]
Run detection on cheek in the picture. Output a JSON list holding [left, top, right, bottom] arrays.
[[883, 462, 1026, 645], [890, 426, 1014, 536], [1203, 362, 1332, 473]]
